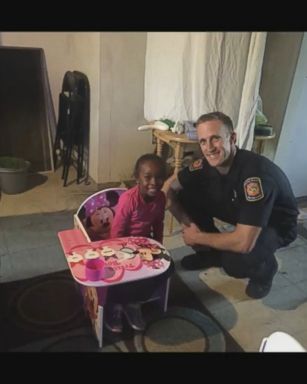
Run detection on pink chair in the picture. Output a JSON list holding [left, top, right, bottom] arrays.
[[59, 188, 171, 347]]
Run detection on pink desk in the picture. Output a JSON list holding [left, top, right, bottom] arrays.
[[58, 229, 171, 347]]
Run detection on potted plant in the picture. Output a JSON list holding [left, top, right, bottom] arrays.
[[0, 156, 31, 194]]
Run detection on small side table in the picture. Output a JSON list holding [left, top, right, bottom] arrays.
[[253, 133, 276, 155], [153, 130, 199, 234], [153, 129, 199, 174]]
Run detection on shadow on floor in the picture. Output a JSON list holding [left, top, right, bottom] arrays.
[[27, 173, 48, 190]]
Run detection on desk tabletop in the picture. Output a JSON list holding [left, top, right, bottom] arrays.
[[153, 129, 199, 144], [58, 229, 171, 287]]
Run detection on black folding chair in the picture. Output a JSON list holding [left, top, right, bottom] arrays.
[[53, 71, 90, 186]]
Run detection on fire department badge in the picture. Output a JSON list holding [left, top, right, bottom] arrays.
[[244, 177, 264, 202], [189, 159, 203, 171]]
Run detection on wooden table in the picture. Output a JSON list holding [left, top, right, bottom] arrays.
[[153, 130, 199, 234], [253, 133, 276, 155], [153, 130, 199, 175]]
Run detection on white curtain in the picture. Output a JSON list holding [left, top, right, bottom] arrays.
[[144, 32, 267, 149]]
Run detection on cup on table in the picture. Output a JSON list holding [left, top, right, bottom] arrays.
[[85, 258, 105, 281]]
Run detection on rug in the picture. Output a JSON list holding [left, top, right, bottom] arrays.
[[0, 270, 243, 352]]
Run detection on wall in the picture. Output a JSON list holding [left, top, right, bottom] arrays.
[[3, 32, 307, 187], [259, 32, 303, 160], [0, 32, 152, 184], [98, 32, 153, 183], [274, 33, 307, 197]]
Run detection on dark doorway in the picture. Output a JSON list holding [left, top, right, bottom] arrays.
[[0, 47, 56, 172]]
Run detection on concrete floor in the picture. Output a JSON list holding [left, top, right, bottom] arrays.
[[1, 167, 307, 352]]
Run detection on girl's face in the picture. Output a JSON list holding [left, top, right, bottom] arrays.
[[137, 160, 165, 200]]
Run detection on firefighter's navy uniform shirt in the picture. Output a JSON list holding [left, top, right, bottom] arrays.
[[178, 148, 298, 239]]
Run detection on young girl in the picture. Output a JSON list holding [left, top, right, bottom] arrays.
[[111, 153, 166, 243], [104, 153, 174, 333]]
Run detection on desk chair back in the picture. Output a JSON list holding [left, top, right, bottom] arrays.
[[75, 188, 127, 242]]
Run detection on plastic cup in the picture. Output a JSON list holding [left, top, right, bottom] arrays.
[[85, 258, 105, 281]]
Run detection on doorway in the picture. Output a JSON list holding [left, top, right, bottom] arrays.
[[0, 47, 55, 172]]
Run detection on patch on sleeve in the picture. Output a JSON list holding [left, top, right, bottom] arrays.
[[189, 159, 203, 172], [243, 177, 264, 202]]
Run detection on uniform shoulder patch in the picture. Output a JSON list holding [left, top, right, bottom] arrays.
[[243, 177, 264, 202], [189, 159, 203, 172]]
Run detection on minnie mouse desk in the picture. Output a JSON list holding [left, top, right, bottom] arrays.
[[57, 188, 171, 348]]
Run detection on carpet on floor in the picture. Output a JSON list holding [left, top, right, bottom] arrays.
[[0, 269, 243, 352]]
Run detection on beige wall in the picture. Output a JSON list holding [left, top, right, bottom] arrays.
[[259, 32, 303, 159], [99, 32, 153, 183], [0, 32, 152, 183]]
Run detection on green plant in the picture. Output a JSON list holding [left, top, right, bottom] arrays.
[[0, 157, 27, 170], [160, 119, 175, 128]]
